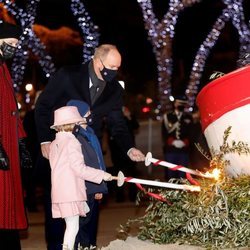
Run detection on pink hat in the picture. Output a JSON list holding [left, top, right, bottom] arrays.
[[51, 106, 85, 129]]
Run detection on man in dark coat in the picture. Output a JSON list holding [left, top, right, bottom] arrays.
[[35, 44, 145, 250], [0, 22, 28, 249]]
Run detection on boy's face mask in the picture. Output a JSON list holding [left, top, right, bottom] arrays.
[[83, 114, 93, 126]]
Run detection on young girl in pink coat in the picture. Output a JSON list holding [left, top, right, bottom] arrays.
[[49, 106, 112, 250]]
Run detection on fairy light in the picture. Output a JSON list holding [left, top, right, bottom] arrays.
[[70, 0, 99, 63], [25, 83, 33, 91], [186, 0, 250, 109], [138, 0, 250, 112], [224, 0, 250, 66], [137, 0, 201, 112], [25, 93, 31, 103], [185, 8, 230, 109], [0, 0, 55, 90]]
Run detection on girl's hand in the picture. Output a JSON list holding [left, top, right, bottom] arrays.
[[103, 172, 112, 181]]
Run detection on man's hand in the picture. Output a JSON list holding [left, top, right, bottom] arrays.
[[127, 147, 145, 162], [41, 143, 51, 159], [94, 193, 103, 200]]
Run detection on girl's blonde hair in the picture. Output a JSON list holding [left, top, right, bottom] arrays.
[[53, 123, 76, 132]]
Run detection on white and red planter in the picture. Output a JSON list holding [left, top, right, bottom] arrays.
[[197, 65, 250, 177]]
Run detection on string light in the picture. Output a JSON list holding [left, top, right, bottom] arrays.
[[25, 83, 33, 91], [186, 0, 250, 109], [224, 0, 250, 65], [138, 0, 250, 112], [70, 0, 99, 63], [137, 0, 201, 112], [0, 0, 247, 111], [0, 0, 55, 91], [185, 8, 230, 109]]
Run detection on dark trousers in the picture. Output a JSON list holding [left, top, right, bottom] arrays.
[[164, 151, 189, 180], [0, 230, 21, 250], [21, 167, 37, 211], [109, 139, 137, 202], [38, 157, 65, 250], [74, 194, 99, 249], [44, 176, 65, 250]]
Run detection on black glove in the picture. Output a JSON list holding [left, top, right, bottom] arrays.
[[19, 138, 32, 168], [0, 139, 9, 170]]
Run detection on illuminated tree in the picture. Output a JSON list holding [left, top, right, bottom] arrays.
[[137, 0, 201, 111], [186, 0, 250, 109], [138, 0, 250, 112], [0, 0, 55, 90], [71, 0, 99, 63]]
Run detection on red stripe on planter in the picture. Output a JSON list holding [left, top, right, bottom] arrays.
[[196, 65, 250, 132]]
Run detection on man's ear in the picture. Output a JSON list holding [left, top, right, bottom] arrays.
[[93, 57, 102, 70], [98, 58, 105, 70]]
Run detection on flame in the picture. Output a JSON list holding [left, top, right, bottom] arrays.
[[203, 168, 221, 180], [189, 185, 201, 192], [211, 168, 221, 180]]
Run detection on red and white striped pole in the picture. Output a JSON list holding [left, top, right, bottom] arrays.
[[112, 171, 200, 192], [145, 152, 213, 179]]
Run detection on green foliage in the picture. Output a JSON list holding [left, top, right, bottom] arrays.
[[210, 126, 250, 172], [119, 126, 250, 249], [119, 177, 250, 249]]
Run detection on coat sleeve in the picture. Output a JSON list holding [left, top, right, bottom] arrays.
[[67, 137, 104, 184], [106, 86, 134, 154], [34, 68, 68, 143]]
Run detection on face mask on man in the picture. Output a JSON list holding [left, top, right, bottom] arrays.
[[0, 41, 17, 60], [100, 60, 118, 82]]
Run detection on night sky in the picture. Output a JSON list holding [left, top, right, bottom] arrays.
[[15, 0, 250, 96], [34, 0, 156, 94]]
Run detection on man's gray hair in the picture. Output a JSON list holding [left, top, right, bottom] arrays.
[[93, 44, 117, 60]]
